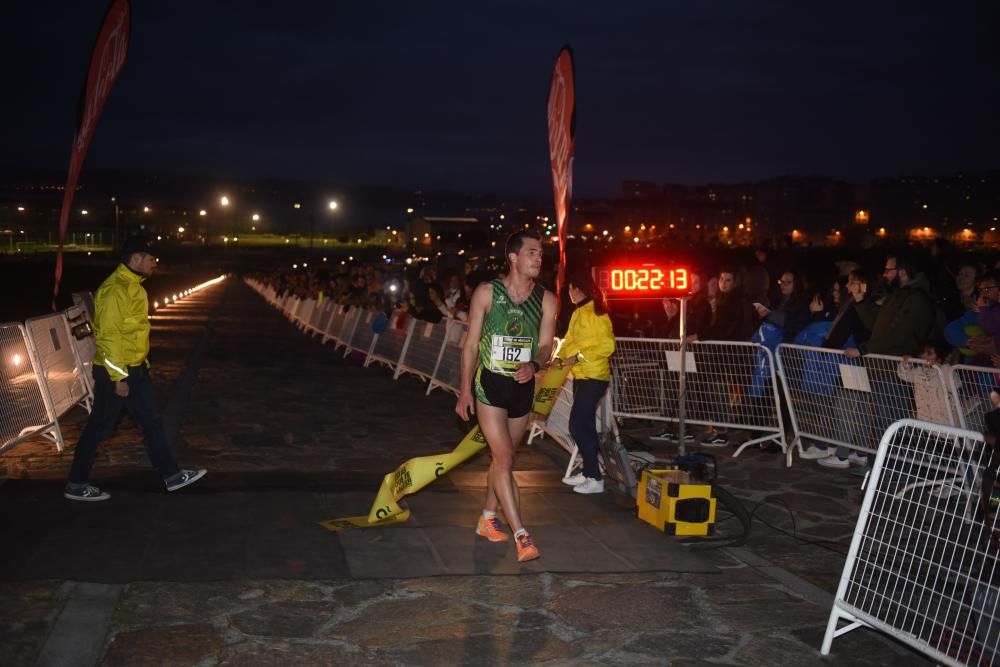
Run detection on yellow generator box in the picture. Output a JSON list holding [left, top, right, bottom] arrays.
[[637, 468, 716, 536]]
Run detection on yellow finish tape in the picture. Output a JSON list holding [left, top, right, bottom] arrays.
[[319, 364, 572, 532]]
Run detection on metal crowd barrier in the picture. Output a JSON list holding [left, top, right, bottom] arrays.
[[427, 319, 466, 396], [344, 309, 377, 359], [366, 312, 413, 372], [612, 337, 788, 463], [527, 375, 613, 479], [248, 279, 471, 398], [24, 311, 91, 419], [312, 300, 336, 339], [776, 345, 956, 459], [822, 419, 998, 666], [0, 322, 65, 453], [950, 364, 1000, 435], [321, 304, 351, 347], [395, 317, 450, 383]]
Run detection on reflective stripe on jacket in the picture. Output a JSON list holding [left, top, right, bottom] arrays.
[[559, 300, 615, 382], [93, 264, 150, 381]]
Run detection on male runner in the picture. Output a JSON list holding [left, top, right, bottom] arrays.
[[455, 230, 556, 562]]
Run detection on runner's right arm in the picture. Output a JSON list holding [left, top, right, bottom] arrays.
[[455, 283, 492, 420]]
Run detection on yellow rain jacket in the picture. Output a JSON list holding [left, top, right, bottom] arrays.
[[93, 264, 150, 381], [558, 300, 615, 381]]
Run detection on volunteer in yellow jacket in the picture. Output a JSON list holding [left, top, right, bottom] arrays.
[[557, 269, 615, 494], [64, 237, 206, 502]]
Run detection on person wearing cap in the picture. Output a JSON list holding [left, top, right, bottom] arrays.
[[64, 237, 206, 501]]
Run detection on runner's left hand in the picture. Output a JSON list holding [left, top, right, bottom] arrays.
[[514, 363, 535, 383]]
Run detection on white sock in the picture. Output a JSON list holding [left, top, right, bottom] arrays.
[[514, 528, 527, 538], [482, 510, 496, 520]]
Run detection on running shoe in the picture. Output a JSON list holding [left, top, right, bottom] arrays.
[[64, 484, 110, 502], [515, 531, 540, 562], [165, 469, 207, 492], [475, 515, 509, 542]]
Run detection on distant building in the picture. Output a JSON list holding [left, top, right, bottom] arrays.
[[405, 213, 486, 249]]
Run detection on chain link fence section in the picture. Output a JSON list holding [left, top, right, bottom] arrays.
[[950, 364, 1000, 435], [0, 322, 63, 453], [822, 419, 999, 665], [367, 312, 414, 372], [24, 312, 90, 419], [777, 345, 956, 459], [611, 337, 786, 459]]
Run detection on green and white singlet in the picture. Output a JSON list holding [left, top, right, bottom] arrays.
[[473, 279, 544, 413], [478, 279, 544, 376]]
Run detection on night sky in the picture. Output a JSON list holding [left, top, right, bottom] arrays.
[[2, 2, 998, 196]]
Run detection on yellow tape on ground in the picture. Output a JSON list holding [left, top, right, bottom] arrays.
[[319, 364, 572, 532]]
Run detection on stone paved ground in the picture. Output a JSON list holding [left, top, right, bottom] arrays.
[[0, 279, 927, 666]]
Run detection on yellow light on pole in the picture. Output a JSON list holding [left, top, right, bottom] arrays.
[[252, 213, 260, 222], [220, 196, 230, 207], [293, 203, 301, 209], [328, 200, 338, 211], [143, 206, 150, 213], [199, 210, 206, 216], [177, 226, 185, 233], [81, 209, 88, 216]]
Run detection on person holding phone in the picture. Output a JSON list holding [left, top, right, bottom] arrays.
[[753, 271, 810, 343]]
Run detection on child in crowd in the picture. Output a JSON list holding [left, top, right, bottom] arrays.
[[897, 341, 956, 426]]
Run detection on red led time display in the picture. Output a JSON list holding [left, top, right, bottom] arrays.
[[597, 264, 691, 299]]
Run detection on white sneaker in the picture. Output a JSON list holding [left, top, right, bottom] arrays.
[[562, 473, 586, 486], [817, 456, 849, 469], [847, 452, 868, 466], [573, 478, 604, 494], [800, 445, 831, 460]]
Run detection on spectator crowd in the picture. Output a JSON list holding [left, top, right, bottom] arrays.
[[250, 238, 1000, 470]]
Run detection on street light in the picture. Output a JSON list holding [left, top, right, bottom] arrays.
[[220, 196, 230, 207], [328, 200, 338, 211], [252, 213, 260, 221]]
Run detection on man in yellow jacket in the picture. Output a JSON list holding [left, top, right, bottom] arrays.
[[64, 237, 206, 501]]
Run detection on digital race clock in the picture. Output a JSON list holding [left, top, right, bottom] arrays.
[[597, 263, 691, 299]]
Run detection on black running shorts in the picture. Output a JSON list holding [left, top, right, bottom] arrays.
[[474, 365, 535, 418]]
